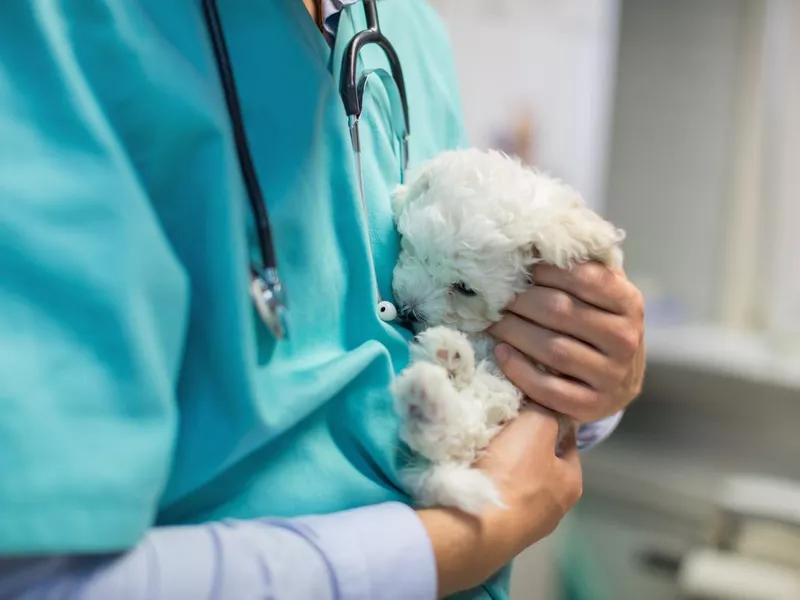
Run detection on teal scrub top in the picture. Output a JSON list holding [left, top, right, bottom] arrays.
[[0, 1, 509, 597]]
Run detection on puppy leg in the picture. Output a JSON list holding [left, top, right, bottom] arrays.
[[402, 461, 504, 516], [393, 362, 503, 514], [392, 361, 477, 461], [392, 361, 448, 449], [473, 365, 523, 428]]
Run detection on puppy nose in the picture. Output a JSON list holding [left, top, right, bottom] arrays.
[[400, 305, 420, 323]]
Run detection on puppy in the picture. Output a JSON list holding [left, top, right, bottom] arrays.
[[390, 148, 625, 515]]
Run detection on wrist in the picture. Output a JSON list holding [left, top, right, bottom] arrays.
[[417, 508, 488, 597], [416, 506, 525, 597]]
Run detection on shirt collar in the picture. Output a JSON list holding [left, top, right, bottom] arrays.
[[321, 0, 359, 40]]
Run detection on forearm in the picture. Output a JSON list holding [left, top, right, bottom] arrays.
[[417, 506, 531, 598], [0, 503, 436, 600], [417, 508, 489, 597]]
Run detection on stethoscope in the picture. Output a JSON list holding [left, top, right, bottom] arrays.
[[202, 0, 410, 340]]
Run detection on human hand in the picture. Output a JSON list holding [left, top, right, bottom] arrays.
[[489, 262, 645, 423], [417, 404, 582, 596], [476, 404, 583, 548]]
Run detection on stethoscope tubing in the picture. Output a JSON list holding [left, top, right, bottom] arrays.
[[201, 0, 279, 273], [202, 0, 410, 339], [340, 0, 410, 133]]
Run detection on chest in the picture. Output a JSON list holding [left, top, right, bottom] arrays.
[[55, 0, 468, 517]]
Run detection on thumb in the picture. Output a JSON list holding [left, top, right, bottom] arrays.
[[516, 402, 562, 449]]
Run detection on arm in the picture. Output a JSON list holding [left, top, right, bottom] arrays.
[[423, 406, 584, 597], [0, 503, 436, 600], [0, 409, 583, 600]]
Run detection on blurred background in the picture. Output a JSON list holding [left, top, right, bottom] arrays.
[[432, 0, 800, 599]]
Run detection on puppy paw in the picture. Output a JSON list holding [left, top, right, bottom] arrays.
[[411, 326, 476, 388], [392, 361, 452, 426], [472, 366, 523, 428]]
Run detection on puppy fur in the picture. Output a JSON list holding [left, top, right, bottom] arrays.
[[390, 148, 625, 515]]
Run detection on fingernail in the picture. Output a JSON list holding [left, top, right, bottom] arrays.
[[495, 343, 511, 363]]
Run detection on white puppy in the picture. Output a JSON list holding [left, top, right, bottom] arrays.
[[390, 148, 625, 515]]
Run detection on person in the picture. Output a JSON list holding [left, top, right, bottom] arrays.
[[0, 1, 645, 598]]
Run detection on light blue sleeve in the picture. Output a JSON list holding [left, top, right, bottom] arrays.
[[577, 411, 624, 451], [0, 6, 189, 551], [0, 503, 437, 600]]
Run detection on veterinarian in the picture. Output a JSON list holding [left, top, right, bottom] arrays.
[[0, 2, 645, 599]]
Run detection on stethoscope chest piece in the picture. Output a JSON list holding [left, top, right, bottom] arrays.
[[377, 300, 397, 322], [250, 268, 288, 339]]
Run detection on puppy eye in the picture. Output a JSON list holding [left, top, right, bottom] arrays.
[[452, 282, 477, 297]]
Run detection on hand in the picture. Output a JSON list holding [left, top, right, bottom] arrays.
[[477, 404, 583, 547], [417, 404, 582, 596], [489, 262, 645, 423]]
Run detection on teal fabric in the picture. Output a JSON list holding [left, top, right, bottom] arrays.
[[0, 1, 509, 598], [557, 515, 614, 600]]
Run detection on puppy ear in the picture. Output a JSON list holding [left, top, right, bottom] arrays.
[[521, 204, 625, 270], [509, 174, 625, 270], [391, 184, 410, 219], [391, 169, 432, 221]]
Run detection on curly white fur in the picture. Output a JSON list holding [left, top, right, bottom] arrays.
[[390, 148, 625, 516]]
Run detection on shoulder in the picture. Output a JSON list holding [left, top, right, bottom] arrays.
[[388, 0, 460, 93], [381, 0, 470, 156], [399, 0, 455, 46]]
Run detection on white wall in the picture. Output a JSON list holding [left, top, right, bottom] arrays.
[[760, 0, 800, 338], [432, 0, 622, 212], [604, 0, 747, 323], [605, 0, 800, 333]]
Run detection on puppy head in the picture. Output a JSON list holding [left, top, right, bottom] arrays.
[[391, 149, 539, 333], [391, 149, 624, 333]]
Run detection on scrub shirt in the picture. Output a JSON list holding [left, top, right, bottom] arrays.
[[0, 2, 616, 598], [1, 0, 502, 597]]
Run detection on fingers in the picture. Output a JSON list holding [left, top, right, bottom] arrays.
[[495, 343, 603, 422], [490, 313, 625, 390], [531, 263, 644, 318], [555, 431, 583, 503], [505, 286, 640, 360], [518, 400, 559, 420]]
